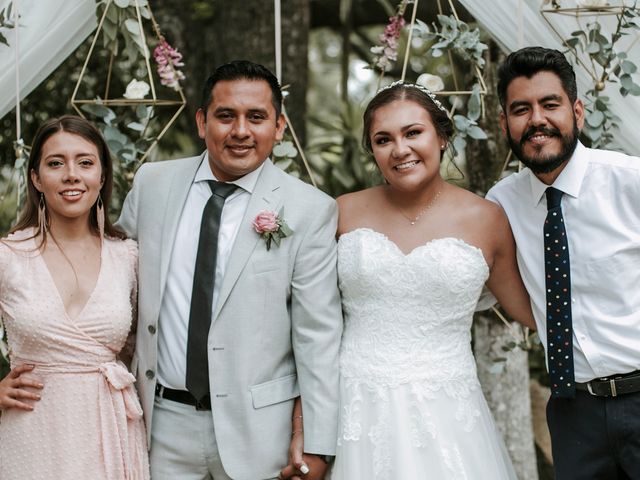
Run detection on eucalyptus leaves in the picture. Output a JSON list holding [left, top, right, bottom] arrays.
[[413, 15, 489, 154], [98, 0, 151, 63], [563, 4, 640, 147]]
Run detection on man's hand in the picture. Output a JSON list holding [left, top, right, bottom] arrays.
[[279, 453, 330, 480], [0, 364, 43, 411]]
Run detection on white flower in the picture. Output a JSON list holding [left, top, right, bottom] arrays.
[[123, 79, 150, 100], [417, 73, 445, 92], [576, 0, 607, 7]]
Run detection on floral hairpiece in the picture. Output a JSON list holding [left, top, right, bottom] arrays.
[[377, 80, 447, 114]]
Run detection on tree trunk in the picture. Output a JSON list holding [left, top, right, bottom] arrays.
[[474, 314, 539, 480], [154, 0, 309, 146], [468, 44, 539, 479]]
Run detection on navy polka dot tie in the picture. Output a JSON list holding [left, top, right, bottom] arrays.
[[544, 187, 575, 398]]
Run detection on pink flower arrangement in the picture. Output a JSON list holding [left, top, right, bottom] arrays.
[[253, 209, 293, 250], [154, 40, 185, 90], [370, 1, 410, 72]]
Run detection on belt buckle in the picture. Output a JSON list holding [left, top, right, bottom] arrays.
[[587, 378, 618, 397], [156, 384, 165, 398], [610, 379, 618, 397]]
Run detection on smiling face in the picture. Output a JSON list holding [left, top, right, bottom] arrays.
[[31, 131, 104, 228], [196, 78, 285, 182], [369, 99, 444, 191], [501, 70, 584, 180]]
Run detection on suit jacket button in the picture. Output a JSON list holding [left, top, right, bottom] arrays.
[[148, 325, 156, 334], [145, 369, 155, 379]]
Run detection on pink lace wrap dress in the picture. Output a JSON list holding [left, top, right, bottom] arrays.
[[0, 229, 149, 480]]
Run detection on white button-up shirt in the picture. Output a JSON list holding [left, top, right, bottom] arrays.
[[157, 154, 264, 390], [487, 142, 640, 382]]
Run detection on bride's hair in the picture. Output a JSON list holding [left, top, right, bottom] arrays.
[[362, 82, 453, 157]]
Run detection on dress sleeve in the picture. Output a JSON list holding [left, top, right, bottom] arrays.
[[0, 240, 14, 295]]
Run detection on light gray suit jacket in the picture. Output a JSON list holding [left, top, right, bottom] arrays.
[[118, 154, 343, 479]]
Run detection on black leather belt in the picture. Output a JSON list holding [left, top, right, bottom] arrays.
[[575, 370, 640, 397], [155, 384, 211, 410]]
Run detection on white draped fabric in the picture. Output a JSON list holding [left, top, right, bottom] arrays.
[[0, 0, 95, 120], [459, 0, 640, 155]]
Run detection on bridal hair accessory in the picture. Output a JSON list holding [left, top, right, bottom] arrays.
[[253, 209, 293, 251], [96, 195, 105, 239], [38, 193, 48, 233], [377, 80, 447, 114]]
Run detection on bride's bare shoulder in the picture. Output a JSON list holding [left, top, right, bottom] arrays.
[[337, 187, 387, 235]]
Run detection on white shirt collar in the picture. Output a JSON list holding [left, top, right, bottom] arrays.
[[527, 141, 590, 207], [193, 151, 265, 194]]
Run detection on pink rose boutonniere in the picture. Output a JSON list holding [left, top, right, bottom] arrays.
[[253, 209, 293, 251]]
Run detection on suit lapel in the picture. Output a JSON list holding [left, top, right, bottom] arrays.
[[159, 155, 204, 294], [214, 161, 282, 319]]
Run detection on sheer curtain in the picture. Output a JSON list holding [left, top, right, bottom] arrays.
[[459, 0, 640, 155], [0, 0, 96, 120]]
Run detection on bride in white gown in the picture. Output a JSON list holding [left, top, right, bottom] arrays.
[[281, 82, 536, 480], [330, 82, 535, 480]]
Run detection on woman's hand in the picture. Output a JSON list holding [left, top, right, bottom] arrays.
[[0, 364, 43, 411]]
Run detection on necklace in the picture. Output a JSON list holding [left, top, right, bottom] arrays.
[[397, 190, 442, 225]]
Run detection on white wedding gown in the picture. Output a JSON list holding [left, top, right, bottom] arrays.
[[331, 228, 517, 480]]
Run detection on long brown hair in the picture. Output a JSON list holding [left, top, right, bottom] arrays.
[[11, 115, 125, 242]]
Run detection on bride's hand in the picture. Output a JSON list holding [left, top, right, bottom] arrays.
[[0, 364, 43, 411], [279, 429, 308, 480]]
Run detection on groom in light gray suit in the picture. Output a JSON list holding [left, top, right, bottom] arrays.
[[118, 61, 342, 480]]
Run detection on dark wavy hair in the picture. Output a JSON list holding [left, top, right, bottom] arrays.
[[199, 60, 283, 118], [497, 46, 578, 109], [11, 115, 125, 243], [362, 83, 454, 158]]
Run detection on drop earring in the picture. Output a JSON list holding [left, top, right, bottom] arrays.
[[37, 193, 47, 234], [96, 195, 105, 240]]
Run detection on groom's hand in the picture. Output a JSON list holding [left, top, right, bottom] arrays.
[[279, 453, 329, 480]]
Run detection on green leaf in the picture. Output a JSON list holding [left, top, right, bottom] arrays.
[[453, 135, 466, 154], [467, 125, 487, 140], [586, 110, 605, 127], [620, 73, 635, 90], [274, 158, 293, 171], [595, 98, 609, 111], [127, 121, 145, 132], [467, 84, 482, 121], [124, 18, 140, 34], [621, 60, 637, 74], [81, 103, 115, 121], [104, 125, 129, 145], [586, 42, 600, 54], [453, 114, 470, 131]]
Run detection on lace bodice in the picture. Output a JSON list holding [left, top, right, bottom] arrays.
[[338, 228, 490, 388]]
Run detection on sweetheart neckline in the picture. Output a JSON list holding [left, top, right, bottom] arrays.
[[339, 227, 489, 270]]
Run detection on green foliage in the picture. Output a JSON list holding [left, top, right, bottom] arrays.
[[414, 16, 489, 156], [272, 139, 301, 178], [0, 2, 16, 47], [307, 102, 380, 197], [418, 15, 488, 67], [564, 4, 640, 147], [97, 0, 151, 63], [452, 84, 487, 155], [80, 103, 155, 213]]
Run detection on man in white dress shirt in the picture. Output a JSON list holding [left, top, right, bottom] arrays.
[[487, 47, 640, 479], [118, 60, 342, 480]]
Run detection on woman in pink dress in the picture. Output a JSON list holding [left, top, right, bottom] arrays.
[[0, 115, 149, 479]]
